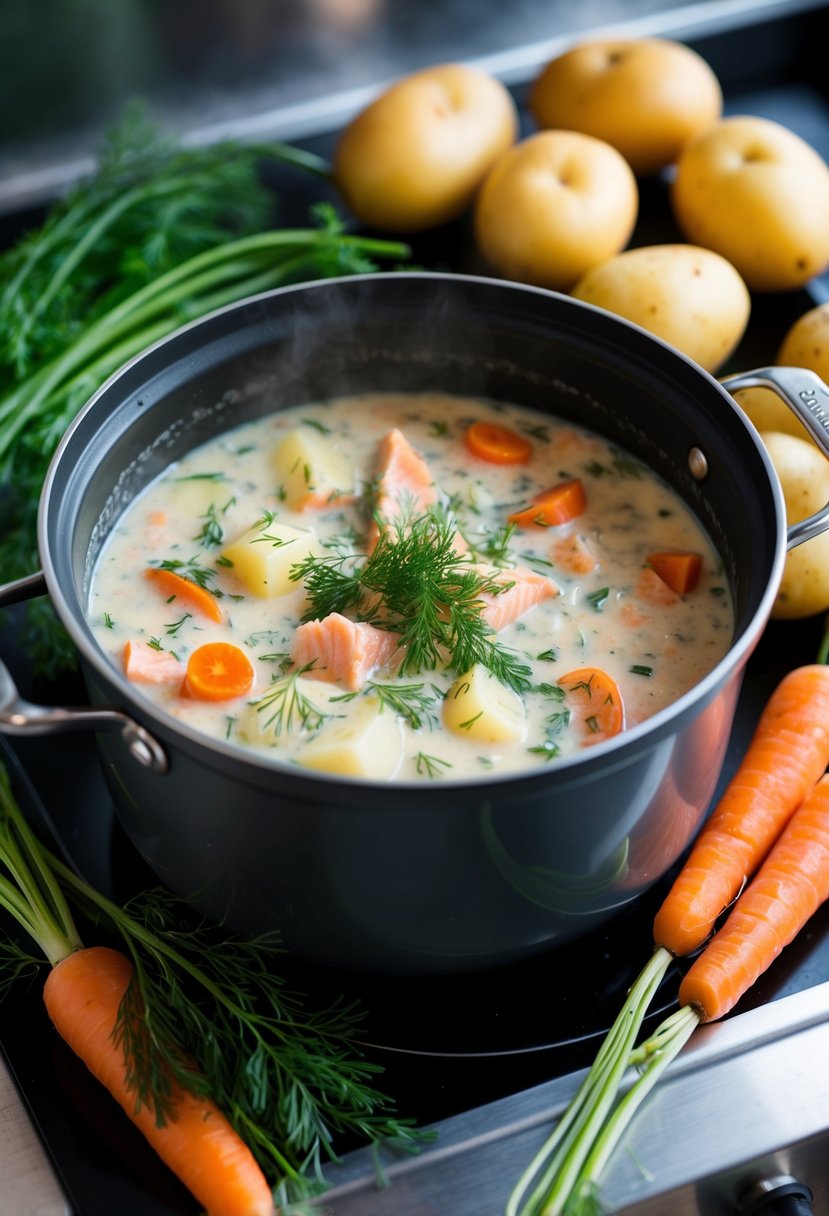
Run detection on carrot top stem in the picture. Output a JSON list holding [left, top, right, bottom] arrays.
[[505, 945, 673, 1216], [565, 1006, 699, 1214], [0, 766, 82, 966]]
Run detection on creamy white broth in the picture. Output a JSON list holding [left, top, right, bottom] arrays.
[[88, 392, 734, 781]]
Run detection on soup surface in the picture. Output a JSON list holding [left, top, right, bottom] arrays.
[[88, 392, 734, 781]]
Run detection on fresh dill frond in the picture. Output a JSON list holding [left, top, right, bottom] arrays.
[[368, 681, 441, 731], [152, 555, 218, 588], [251, 665, 332, 736], [292, 507, 532, 693]]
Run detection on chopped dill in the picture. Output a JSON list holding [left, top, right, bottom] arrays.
[[586, 587, 610, 611], [251, 665, 331, 736], [164, 613, 192, 636], [415, 752, 452, 779], [153, 555, 217, 589]]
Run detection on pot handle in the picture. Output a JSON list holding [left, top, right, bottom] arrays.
[[0, 573, 168, 774], [721, 366, 829, 551]]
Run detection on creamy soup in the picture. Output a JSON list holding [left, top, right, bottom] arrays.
[[88, 392, 734, 781]]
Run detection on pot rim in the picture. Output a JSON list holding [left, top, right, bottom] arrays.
[[37, 270, 788, 791]]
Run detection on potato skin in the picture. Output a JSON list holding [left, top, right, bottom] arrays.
[[473, 130, 638, 292], [332, 63, 518, 232], [761, 430, 829, 619], [530, 37, 722, 176], [671, 115, 829, 292], [778, 301, 829, 381], [571, 244, 750, 374], [731, 303, 829, 447]]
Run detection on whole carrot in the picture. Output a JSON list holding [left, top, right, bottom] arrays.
[[507, 663, 829, 1216], [559, 772, 829, 1214], [653, 663, 829, 957], [0, 767, 275, 1216], [679, 771, 829, 1021], [43, 947, 275, 1216]]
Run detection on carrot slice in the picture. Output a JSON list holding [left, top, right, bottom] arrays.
[[145, 567, 222, 623], [558, 666, 625, 744], [678, 773, 829, 1022], [508, 478, 587, 528], [647, 551, 702, 595], [653, 663, 829, 957], [464, 420, 533, 465], [43, 946, 276, 1216], [183, 642, 254, 701]]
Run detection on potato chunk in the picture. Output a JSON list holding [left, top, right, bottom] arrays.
[[273, 428, 355, 510], [298, 695, 405, 778], [443, 666, 527, 743], [220, 516, 321, 598]]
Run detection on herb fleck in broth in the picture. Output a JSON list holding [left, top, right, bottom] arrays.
[[88, 392, 734, 780]]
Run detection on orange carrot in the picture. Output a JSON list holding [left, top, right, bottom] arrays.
[[646, 551, 702, 595], [558, 666, 625, 744], [508, 479, 587, 528], [507, 668, 829, 1216], [679, 774, 829, 1022], [43, 947, 275, 1216], [183, 642, 254, 701], [653, 664, 829, 958], [464, 420, 533, 465], [145, 566, 223, 623]]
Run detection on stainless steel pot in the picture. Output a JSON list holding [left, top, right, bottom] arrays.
[[2, 272, 829, 974]]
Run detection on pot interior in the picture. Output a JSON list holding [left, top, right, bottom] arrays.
[[47, 272, 781, 655]]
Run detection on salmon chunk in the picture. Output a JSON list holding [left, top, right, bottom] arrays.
[[291, 612, 401, 690], [476, 566, 559, 631], [368, 428, 438, 547], [123, 639, 185, 685]]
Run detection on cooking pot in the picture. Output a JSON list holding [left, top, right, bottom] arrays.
[[2, 272, 829, 975]]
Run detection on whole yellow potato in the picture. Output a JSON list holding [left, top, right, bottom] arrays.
[[730, 303, 829, 446], [530, 37, 722, 177], [473, 130, 638, 292], [332, 63, 518, 232], [671, 115, 829, 292], [778, 300, 829, 380], [570, 244, 750, 373], [761, 430, 829, 619]]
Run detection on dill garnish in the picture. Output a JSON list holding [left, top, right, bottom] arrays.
[[250, 665, 331, 736], [368, 681, 441, 731], [291, 507, 532, 693], [153, 555, 218, 589]]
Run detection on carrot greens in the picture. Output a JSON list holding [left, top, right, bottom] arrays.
[[0, 105, 409, 674], [0, 762, 426, 1206]]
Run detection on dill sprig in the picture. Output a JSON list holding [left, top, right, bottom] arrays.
[[0, 765, 427, 1206], [291, 508, 532, 693], [368, 681, 441, 731], [251, 665, 332, 736]]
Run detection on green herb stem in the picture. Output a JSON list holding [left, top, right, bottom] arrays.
[[566, 1005, 699, 1214], [506, 946, 673, 1216]]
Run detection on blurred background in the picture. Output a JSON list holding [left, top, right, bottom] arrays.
[[0, 0, 757, 213]]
